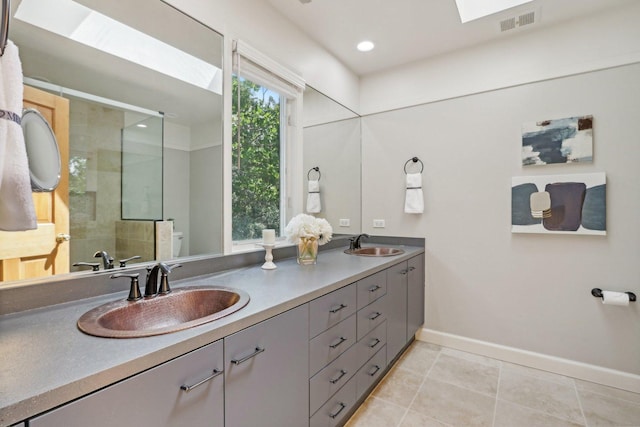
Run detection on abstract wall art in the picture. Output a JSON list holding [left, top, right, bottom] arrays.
[[511, 172, 606, 235], [522, 115, 593, 166]]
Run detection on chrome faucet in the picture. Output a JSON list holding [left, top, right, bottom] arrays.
[[349, 233, 370, 251], [94, 251, 115, 270], [145, 262, 182, 297]]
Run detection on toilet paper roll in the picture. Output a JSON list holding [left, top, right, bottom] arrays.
[[601, 291, 630, 306]]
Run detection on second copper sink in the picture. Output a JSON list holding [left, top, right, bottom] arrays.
[[78, 286, 250, 338], [344, 247, 405, 257]]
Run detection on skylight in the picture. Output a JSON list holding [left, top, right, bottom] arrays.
[[14, 0, 222, 95], [455, 0, 534, 23]]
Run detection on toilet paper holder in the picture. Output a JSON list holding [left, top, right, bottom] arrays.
[[591, 288, 636, 302]]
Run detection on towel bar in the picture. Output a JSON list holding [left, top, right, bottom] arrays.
[[404, 157, 424, 174], [591, 288, 636, 302]]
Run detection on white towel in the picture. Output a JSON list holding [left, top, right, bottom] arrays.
[[0, 41, 37, 231], [404, 173, 424, 214], [306, 180, 321, 213]]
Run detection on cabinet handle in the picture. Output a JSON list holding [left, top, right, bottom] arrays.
[[329, 303, 347, 313], [329, 369, 348, 384], [367, 365, 381, 377], [369, 338, 381, 349], [368, 284, 381, 293], [400, 269, 408, 275], [368, 311, 382, 321], [231, 347, 265, 365], [180, 369, 223, 392], [408, 266, 416, 272], [329, 336, 347, 349], [329, 402, 347, 419]]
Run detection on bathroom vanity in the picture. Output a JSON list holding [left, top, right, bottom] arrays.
[[0, 241, 424, 427]]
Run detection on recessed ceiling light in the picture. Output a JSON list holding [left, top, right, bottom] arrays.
[[357, 41, 375, 52]]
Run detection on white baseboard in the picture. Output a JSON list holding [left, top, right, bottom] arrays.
[[417, 328, 640, 394]]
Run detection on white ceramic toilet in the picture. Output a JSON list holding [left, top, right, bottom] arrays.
[[172, 231, 183, 258]]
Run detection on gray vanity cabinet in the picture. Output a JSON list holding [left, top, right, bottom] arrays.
[[407, 255, 425, 339], [224, 304, 309, 427], [29, 340, 224, 427], [385, 262, 409, 360]]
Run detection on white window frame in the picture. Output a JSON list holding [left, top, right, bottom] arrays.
[[224, 40, 305, 253]]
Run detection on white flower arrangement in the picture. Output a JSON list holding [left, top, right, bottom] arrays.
[[284, 214, 333, 245]]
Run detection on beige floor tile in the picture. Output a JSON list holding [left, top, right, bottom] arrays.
[[428, 353, 500, 396], [345, 396, 406, 427], [372, 367, 423, 408], [498, 370, 585, 425], [578, 389, 640, 426], [395, 341, 440, 376], [575, 379, 640, 405], [440, 347, 503, 369], [410, 378, 496, 427], [400, 409, 450, 427], [502, 362, 575, 387], [494, 399, 585, 427]]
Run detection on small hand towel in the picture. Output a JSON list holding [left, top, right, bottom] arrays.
[[404, 173, 424, 214], [306, 180, 321, 213], [0, 40, 37, 231]]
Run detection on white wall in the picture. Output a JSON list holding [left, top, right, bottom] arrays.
[[163, 122, 191, 255], [362, 63, 640, 383]]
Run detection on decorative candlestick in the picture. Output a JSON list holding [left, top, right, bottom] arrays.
[[258, 243, 277, 270]]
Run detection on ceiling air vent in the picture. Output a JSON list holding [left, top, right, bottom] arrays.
[[499, 9, 538, 32]]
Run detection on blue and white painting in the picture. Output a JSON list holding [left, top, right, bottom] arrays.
[[511, 172, 606, 235], [522, 115, 593, 166]]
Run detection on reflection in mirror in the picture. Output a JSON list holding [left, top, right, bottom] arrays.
[[302, 87, 361, 235], [2, 0, 224, 284], [22, 108, 62, 192]]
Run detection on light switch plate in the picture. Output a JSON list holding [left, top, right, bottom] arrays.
[[339, 219, 350, 227], [373, 219, 385, 228]]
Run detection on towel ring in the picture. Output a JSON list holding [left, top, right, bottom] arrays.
[[404, 157, 424, 174], [307, 166, 321, 181]]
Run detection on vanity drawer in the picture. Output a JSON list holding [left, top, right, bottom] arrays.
[[356, 345, 387, 399], [309, 283, 357, 338], [309, 375, 357, 427], [356, 270, 387, 310], [356, 294, 387, 340], [356, 320, 386, 368], [310, 342, 358, 416], [310, 314, 357, 376]]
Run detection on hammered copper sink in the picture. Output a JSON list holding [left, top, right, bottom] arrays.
[[77, 286, 250, 338], [344, 247, 405, 257]]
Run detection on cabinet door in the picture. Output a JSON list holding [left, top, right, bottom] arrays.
[[385, 262, 408, 361], [30, 341, 224, 427], [407, 255, 425, 339], [224, 304, 309, 427]]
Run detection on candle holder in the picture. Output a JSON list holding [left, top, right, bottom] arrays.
[[258, 243, 277, 270]]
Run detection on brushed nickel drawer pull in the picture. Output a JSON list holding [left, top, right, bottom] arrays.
[[329, 369, 348, 384], [180, 369, 223, 392], [369, 338, 381, 348], [368, 285, 381, 293], [231, 347, 265, 365], [329, 336, 347, 349], [329, 303, 347, 313], [368, 311, 382, 321], [329, 402, 346, 419], [367, 365, 381, 377]]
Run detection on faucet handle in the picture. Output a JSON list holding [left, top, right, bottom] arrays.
[[158, 263, 182, 295], [119, 255, 141, 268], [73, 262, 100, 272], [111, 273, 142, 301]]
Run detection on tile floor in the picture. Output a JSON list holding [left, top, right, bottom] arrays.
[[346, 341, 640, 427]]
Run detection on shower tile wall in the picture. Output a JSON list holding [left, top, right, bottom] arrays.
[[115, 220, 155, 263], [69, 99, 123, 270]]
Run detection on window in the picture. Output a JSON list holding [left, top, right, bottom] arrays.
[[230, 41, 305, 246]]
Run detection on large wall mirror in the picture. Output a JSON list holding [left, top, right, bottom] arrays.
[[302, 87, 361, 235], [3, 0, 224, 283]]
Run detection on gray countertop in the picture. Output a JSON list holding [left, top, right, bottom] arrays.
[[0, 244, 423, 427]]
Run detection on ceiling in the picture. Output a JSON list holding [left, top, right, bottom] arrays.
[[266, 0, 635, 76]]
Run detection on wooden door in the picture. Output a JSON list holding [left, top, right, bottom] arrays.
[[0, 85, 70, 281]]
